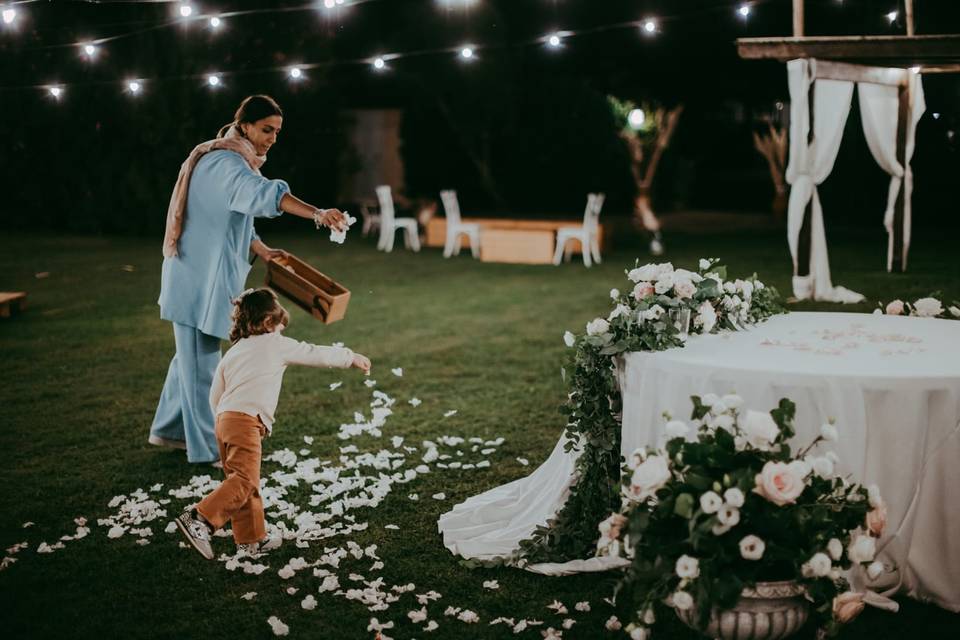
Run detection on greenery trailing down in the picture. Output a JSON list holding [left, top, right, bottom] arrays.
[[518, 259, 787, 564]]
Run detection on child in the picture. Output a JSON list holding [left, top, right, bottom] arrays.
[[175, 288, 371, 559]]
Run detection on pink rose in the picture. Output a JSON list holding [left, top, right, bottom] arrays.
[[674, 281, 697, 299], [633, 282, 655, 300], [753, 461, 806, 506], [832, 591, 865, 624], [866, 500, 887, 537], [607, 513, 627, 540], [885, 300, 904, 315]]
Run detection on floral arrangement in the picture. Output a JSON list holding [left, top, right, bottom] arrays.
[[517, 259, 786, 564], [875, 294, 960, 319], [598, 395, 887, 638]]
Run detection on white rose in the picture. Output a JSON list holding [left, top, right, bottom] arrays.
[[723, 488, 745, 508], [739, 535, 765, 560], [820, 422, 839, 442], [913, 297, 943, 317], [722, 394, 744, 410], [701, 393, 720, 407], [712, 521, 732, 536], [665, 420, 690, 440], [675, 555, 700, 579], [585, 318, 609, 336], [696, 302, 717, 333], [699, 491, 723, 514], [656, 262, 675, 276], [717, 505, 740, 527], [949, 305, 960, 318], [742, 410, 780, 451], [740, 280, 754, 301], [699, 258, 711, 270], [674, 281, 697, 299], [563, 331, 575, 347], [610, 288, 620, 299], [826, 451, 840, 464], [713, 414, 735, 433], [643, 305, 665, 321], [710, 400, 728, 416], [848, 534, 877, 563], [867, 484, 882, 509], [867, 561, 885, 580], [809, 456, 834, 479], [628, 455, 672, 501], [672, 591, 694, 611], [654, 273, 675, 294], [605, 616, 622, 631], [628, 264, 660, 283], [827, 538, 843, 561], [808, 552, 832, 577]]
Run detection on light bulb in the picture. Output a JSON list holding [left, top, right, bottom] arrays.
[[547, 34, 561, 48], [128, 80, 142, 94], [643, 20, 657, 34], [48, 86, 63, 99], [289, 66, 303, 79], [209, 16, 221, 29], [738, 5, 751, 18], [460, 46, 473, 59], [2, 8, 16, 25], [207, 74, 220, 86], [628, 109, 645, 129], [373, 57, 385, 70]]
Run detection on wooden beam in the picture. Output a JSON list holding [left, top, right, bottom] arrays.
[[906, 0, 915, 38], [811, 60, 908, 86], [737, 34, 960, 66], [793, 0, 804, 38]]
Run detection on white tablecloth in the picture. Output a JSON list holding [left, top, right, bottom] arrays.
[[620, 312, 960, 610]]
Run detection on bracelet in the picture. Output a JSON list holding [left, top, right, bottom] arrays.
[[312, 208, 325, 230]]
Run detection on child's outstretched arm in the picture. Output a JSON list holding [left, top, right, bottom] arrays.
[[279, 335, 370, 373]]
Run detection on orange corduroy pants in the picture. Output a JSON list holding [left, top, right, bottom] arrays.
[[196, 412, 267, 545]]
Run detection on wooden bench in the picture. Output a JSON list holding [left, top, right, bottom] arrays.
[[0, 292, 27, 318], [425, 218, 606, 264]]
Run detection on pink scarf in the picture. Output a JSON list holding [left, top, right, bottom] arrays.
[[162, 125, 267, 257]]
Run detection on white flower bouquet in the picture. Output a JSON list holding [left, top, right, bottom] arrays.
[[599, 394, 887, 638]]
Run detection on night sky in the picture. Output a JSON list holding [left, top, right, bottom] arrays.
[[1, 0, 958, 234]]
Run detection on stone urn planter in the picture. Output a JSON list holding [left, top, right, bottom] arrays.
[[675, 580, 809, 640]]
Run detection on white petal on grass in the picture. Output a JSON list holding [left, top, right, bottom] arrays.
[[391, 368, 403, 377], [432, 493, 446, 500], [303, 436, 314, 445], [443, 410, 458, 418], [241, 592, 257, 600], [423, 620, 439, 632], [364, 379, 377, 388], [385, 524, 399, 530], [409, 397, 422, 407], [301, 595, 317, 610], [517, 458, 530, 466], [483, 580, 500, 590], [574, 601, 591, 612], [22, 522, 34, 528], [267, 616, 289, 636], [329, 382, 342, 391]]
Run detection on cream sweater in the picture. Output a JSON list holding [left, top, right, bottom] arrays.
[[210, 331, 354, 432]]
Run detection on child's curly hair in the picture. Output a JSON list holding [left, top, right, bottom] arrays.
[[229, 288, 290, 343]]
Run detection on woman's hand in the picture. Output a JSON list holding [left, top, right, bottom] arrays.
[[251, 239, 288, 263], [317, 208, 348, 233], [351, 353, 371, 374]]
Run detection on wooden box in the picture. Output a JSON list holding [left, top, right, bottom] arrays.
[[479, 229, 556, 264], [265, 254, 350, 324]]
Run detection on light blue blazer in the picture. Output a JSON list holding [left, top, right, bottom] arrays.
[[158, 150, 290, 340]]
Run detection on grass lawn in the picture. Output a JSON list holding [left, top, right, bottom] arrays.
[[1, 224, 958, 639]]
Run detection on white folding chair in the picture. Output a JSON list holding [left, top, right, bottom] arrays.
[[358, 200, 381, 238], [553, 193, 605, 267], [439, 190, 480, 258], [375, 185, 420, 253]]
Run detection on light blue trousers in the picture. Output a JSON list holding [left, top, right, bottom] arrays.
[[150, 322, 221, 463]]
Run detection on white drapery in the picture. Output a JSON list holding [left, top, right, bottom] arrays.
[[857, 75, 926, 272], [785, 59, 863, 303]]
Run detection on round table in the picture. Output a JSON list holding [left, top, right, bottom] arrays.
[[619, 312, 960, 611]]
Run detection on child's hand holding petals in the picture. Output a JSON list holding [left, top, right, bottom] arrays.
[[351, 353, 371, 374]]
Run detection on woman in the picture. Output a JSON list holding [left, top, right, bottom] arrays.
[[150, 94, 346, 463]]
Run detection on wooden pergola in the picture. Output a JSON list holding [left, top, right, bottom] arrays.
[[737, 0, 960, 274]]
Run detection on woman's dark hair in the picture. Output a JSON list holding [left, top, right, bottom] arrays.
[[218, 95, 283, 138], [229, 288, 290, 343]]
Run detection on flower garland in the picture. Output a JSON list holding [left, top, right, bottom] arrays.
[[517, 259, 786, 563], [600, 394, 885, 638], [875, 294, 960, 319]]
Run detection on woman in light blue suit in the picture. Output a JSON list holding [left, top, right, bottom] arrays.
[[150, 95, 346, 463]]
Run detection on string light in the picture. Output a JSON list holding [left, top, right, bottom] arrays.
[[628, 109, 645, 129], [82, 43, 99, 60], [206, 73, 221, 87], [209, 16, 222, 29], [886, 11, 898, 23], [126, 79, 143, 95], [738, 4, 751, 18], [459, 46, 474, 60], [322, 0, 336, 9], [642, 19, 657, 35], [910, 66, 921, 74], [178, 3, 194, 19], [372, 56, 385, 70], [48, 85, 63, 100], [288, 66, 303, 80], [547, 33, 562, 48], [2, 7, 16, 26]]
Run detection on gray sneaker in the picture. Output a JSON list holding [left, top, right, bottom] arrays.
[[175, 510, 214, 560], [236, 535, 281, 558]]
